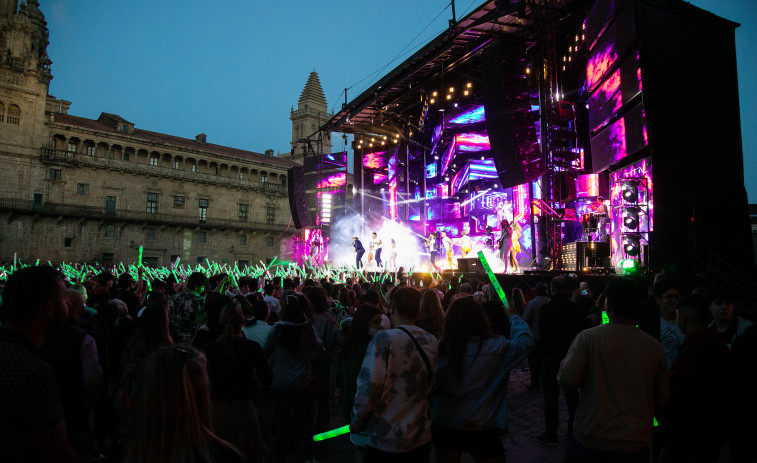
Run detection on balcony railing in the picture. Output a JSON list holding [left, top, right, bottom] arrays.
[[39, 148, 287, 195], [0, 197, 284, 233]]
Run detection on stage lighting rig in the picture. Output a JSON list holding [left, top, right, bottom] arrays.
[[622, 207, 640, 230], [622, 180, 639, 203], [622, 235, 641, 257]]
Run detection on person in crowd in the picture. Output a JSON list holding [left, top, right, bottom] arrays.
[[202, 302, 273, 462], [339, 304, 383, 461], [263, 283, 282, 316], [92, 298, 133, 453], [511, 287, 526, 317], [170, 272, 209, 344], [264, 293, 322, 463], [658, 294, 731, 463], [432, 296, 534, 463], [481, 283, 511, 337], [110, 273, 143, 320], [654, 279, 684, 367], [351, 286, 439, 462], [729, 324, 757, 463], [302, 285, 343, 434], [243, 299, 273, 348], [419, 288, 445, 339], [0, 266, 77, 462], [120, 345, 244, 463], [523, 281, 550, 389], [558, 277, 669, 463], [41, 289, 103, 451], [89, 270, 115, 308], [117, 303, 174, 417], [707, 285, 754, 348], [72, 283, 99, 332], [193, 293, 231, 347], [536, 276, 586, 445]]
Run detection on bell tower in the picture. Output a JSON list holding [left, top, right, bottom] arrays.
[[290, 70, 333, 163]]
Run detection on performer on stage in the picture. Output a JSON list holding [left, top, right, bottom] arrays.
[[441, 231, 456, 269], [310, 229, 322, 266], [371, 232, 383, 268], [352, 236, 365, 269], [387, 238, 398, 269], [593, 196, 608, 241], [458, 229, 473, 259], [425, 232, 438, 269], [510, 220, 522, 273], [366, 235, 375, 267], [498, 219, 513, 273]]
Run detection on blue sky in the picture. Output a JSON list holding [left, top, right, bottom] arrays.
[[44, 0, 756, 201]]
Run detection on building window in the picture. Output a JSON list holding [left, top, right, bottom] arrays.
[[146, 192, 158, 213], [196, 256, 206, 264], [104, 224, 115, 238], [49, 169, 61, 181], [198, 231, 207, 244], [76, 183, 89, 195], [174, 196, 184, 207], [105, 196, 116, 216], [237, 171, 244, 180], [7, 104, 20, 125], [67, 142, 76, 153], [191, 163, 198, 172], [173, 160, 180, 169], [261, 175, 268, 183], [102, 253, 114, 266], [239, 235, 247, 246], [86, 145, 95, 156], [239, 204, 248, 221], [281, 176, 287, 186], [64, 237, 73, 248], [123, 152, 130, 161], [198, 199, 208, 223], [145, 228, 156, 241], [266, 236, 274, 247], [143, 257, 158, 268], [266, 206, 275, 222], [238, 260, 249, 267], [149, 156, 159, 166]]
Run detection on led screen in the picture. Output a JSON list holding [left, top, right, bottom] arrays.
[[448, 106, 486, 124], [362, 151, 386, 170], [316, 172, 347, 189]]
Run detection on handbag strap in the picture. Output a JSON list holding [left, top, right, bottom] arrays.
[[398, 326, 434, 384]]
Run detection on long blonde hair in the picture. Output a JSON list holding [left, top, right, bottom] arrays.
[[122, 346, 230, 463], [419, 288, 445, 339]]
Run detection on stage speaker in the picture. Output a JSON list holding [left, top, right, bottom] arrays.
[[288, 166, 311, 229], [481, 38, 543, 189], [457, 257, 483, 273]]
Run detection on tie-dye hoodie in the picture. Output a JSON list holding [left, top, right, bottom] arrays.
[[351, 324, 439, 453]]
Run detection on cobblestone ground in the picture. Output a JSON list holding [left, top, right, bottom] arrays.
[[312, 369, 573, 463]]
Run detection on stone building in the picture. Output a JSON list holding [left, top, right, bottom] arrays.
[[0, 0, 295, 267]]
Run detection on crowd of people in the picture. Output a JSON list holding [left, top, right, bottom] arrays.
[[1, 263, 756, 463]]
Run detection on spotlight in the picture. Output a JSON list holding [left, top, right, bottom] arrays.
[[622, 181, 639, 203], [623, 207, 639, 229], [623, 235, 641, 257]]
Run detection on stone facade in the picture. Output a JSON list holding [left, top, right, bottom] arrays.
[[0, 2, 294, 267]]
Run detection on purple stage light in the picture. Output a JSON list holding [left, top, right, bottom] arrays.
[[449, 106, 486, 124], [456, 133, 490, 152], [316, 172, 347, 189], [363, 151, 386, 170]]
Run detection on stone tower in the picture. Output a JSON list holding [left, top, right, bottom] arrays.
[[290, 70, 333, 163], [0, 0, 53, 156]]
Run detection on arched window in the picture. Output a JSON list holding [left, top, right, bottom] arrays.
[[7, 104, 20, 125]]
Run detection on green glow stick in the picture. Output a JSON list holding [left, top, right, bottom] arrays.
[[477, 251, 509, 309], [35, 259, 40, 266], [137, 246, 143, 267], [602, 311, 609, 325], [174, 257, 180, 267], [312, 424, 350, 442]]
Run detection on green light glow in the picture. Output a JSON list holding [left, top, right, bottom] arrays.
[[137, 246, 143, 267], [477, 251, 509, 309], [602, 311, 609, 325], [313, 424, 351, 441]]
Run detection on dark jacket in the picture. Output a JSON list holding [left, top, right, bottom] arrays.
[[538, 293, 587, 360], [663, 328, 732, 447]]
